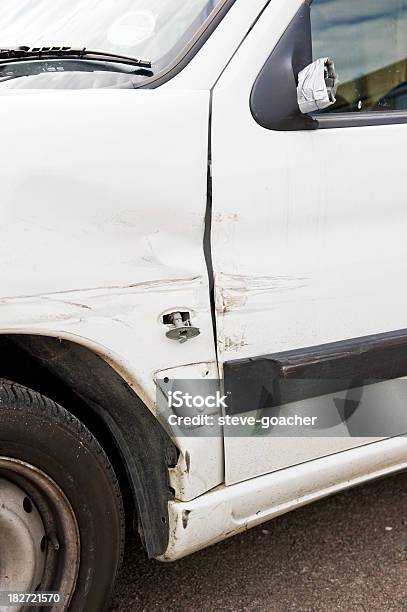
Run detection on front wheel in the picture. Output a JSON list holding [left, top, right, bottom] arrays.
[[0, 380, 125, 612]]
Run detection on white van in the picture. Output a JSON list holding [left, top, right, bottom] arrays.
[[0, 1, 406, 609]]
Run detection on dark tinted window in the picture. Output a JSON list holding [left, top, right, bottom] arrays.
[[311, 0, 407, 112]]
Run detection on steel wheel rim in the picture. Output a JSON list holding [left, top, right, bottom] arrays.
[[0, 457, 80, 612]]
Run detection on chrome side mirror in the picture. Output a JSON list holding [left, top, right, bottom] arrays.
[[297, 58, 339, 114]]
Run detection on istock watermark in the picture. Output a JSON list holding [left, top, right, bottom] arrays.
[[168, 389, 228, 410], [156, 377, 407, 438]]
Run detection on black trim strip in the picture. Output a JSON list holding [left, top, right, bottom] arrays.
[[315, 111, 407, 129], [224, 329, 407, 414]]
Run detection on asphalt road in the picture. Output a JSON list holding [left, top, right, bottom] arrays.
[[110, 471, 407, 612]]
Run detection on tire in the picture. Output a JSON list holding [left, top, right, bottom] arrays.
[[0, 380, 125, 612]]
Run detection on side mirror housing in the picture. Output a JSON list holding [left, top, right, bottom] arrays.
[[297, 58, 339, 114]]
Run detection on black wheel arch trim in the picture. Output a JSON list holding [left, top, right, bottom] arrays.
[[0, 334, 178, 559]]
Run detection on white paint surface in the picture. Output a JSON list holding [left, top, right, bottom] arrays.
[[0, 87, 221, 500], [162, 436, 407, 560], [211, 0, 407, 483], [1, 0, 406, 560]]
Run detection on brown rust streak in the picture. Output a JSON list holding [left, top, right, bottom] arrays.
[[217, 274, 310, 314]]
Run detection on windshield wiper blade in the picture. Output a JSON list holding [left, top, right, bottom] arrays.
[[0, 46, 152, 71]]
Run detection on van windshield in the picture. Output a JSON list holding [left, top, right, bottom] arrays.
[[0, 0, 223, 87]]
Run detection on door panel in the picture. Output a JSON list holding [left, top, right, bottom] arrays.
[[0, 87, 222, 499], [211, 0, 407, 484]]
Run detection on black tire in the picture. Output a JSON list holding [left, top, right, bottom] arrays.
[[0, 380, 125, 611]]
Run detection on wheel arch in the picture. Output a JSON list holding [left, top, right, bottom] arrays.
[[0, 333, 178, 558]]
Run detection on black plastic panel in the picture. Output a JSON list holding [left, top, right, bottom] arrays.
[[250, 1, 317, 131], [224, 328, 407, 415]]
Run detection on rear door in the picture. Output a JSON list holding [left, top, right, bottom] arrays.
[[211, 0, 407, 484]]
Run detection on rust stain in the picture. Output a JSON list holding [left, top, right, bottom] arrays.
[[0, 276, 202, 302], [217, 274, 310, 314], [214, 212, 239, 223], [220, 332, 248, 352]]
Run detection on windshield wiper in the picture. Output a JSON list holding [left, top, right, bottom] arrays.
[[0, 46, 153, 74]]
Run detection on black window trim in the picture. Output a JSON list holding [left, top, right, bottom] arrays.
[[250, 0, 407, 130], [314, 110, 407, 129]]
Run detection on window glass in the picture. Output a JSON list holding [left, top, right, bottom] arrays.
[[311, 0, 407, 112], [0, 0, 222, 88]]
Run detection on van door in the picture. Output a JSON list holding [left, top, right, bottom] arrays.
[[211, 0, 407, 484]]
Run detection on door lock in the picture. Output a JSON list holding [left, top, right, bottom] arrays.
[[163, 312, 200, 344]]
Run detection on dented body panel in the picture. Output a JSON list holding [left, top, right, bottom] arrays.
[[0, 87, 222, 500], [0, 0, 406, 565], [210, 0, 407, 484], [161, 436, 407, 560]]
